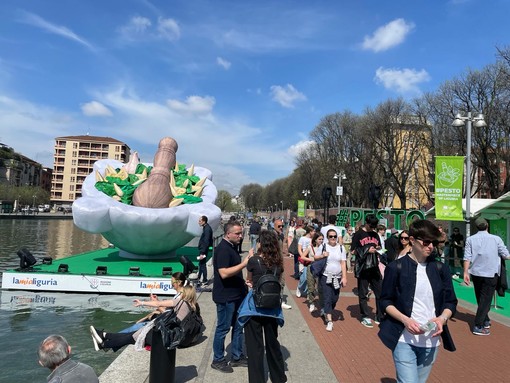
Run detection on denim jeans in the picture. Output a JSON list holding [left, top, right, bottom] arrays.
[[213, 299, 244, 362], [197, 262, 207, 282], [250, 234, 259, 251], [392, 342, 438, 383], [298, 266, 308, 295]]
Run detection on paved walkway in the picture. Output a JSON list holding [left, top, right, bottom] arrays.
[[100, 239, 510, 383]]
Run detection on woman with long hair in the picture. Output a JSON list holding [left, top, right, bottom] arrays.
[[306, 232, 325, 313], [397, 230, 412, 259], [296, 225, 315, 297], [239, 230, 287, 383], [89, 273, 198, 352]]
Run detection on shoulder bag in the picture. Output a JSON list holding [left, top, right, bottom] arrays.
[[310, 244, 327, 278]]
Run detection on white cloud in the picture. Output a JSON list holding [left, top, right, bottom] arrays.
[[0, 85, 301, 193], [157, 17, 180, 41], [216, 57, 231, 70], [118, 16, 152, 41], [374, 67, 430, 94], [362, 18, 415, 53], [118, 16, 180, 42], [0, 95, 76, 167], [288, 140, 315, 157], [81, 101, 113, 117], [270, 84, 307, 108], [18, 11, 94, 50], [166, 95, 215, 115]]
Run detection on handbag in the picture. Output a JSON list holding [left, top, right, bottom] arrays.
[[310, 244, 327, 277], [288, 236, 299, 255], [153, 300, 205, 350]]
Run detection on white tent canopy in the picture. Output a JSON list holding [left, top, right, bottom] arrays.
[[425, 191, 510, 220]]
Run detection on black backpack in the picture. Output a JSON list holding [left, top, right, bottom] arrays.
[[253, 258, 282, 309]]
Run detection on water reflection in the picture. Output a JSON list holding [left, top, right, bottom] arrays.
[[0, 219, 129, 382]]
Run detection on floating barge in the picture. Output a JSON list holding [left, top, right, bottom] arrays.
[[1, 245, 207, 296]]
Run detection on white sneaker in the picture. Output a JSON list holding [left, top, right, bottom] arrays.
[[281, 302, 292, 310], [309, 304, 315, 313], [296, 288, 301, 298], [326, 321, 333, 332]]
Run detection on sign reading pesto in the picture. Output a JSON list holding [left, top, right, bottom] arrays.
[[336, 208, 425, 230]]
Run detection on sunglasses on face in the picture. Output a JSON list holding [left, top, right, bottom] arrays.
[[400, 236, 409, 240], [277, 225, 283, 228], [415, 237, 439, 247], [328, 235, 337, 239]]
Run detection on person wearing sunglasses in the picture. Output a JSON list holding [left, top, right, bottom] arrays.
[[318, 229, 347, 332], [378, 219, 457, 383], [211, 221, 252, 373], [397, 230, 412, 259]]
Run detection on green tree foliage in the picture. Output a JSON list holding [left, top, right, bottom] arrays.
[[0, 184, 50, 206], [216, 190, 234, 212]]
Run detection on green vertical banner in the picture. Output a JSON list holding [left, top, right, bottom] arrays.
[[297, 200, 305, 217], [435, 156, 464, 221]]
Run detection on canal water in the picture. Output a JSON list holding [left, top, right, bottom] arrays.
[[0, 218, 150, 382]]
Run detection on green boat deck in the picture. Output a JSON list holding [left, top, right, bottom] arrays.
[[31, 246, 207, 277]]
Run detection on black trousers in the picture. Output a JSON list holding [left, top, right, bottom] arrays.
[[471, 274, 498, 327], [357, 269, 382, 321], [244, 316, 287, 383], [104, 330, 153, 351]]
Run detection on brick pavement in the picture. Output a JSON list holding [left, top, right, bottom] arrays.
[[282, 255, 510, 383]]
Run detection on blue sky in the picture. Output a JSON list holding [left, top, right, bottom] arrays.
[[1, 0, 509, 194]]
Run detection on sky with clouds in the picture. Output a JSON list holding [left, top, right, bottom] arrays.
[[1, 0, 509, 194]]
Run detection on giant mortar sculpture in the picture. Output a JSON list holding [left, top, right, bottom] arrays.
[[72, 146, 221, 259]]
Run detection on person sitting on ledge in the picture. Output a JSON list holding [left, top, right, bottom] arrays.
[[38, 334, 99, 383], [90, 282, 198, 352]]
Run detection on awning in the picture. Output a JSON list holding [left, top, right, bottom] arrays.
[[425, 191, 510, 220]]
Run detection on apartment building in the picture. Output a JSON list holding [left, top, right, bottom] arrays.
[[51, 135, 130, 204], [0, 142, 48, 188]]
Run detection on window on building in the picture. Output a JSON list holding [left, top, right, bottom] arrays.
[[73, 143, 78, 149], [115, 146, 120, 152], [70, 176, 75, 183], [115, 154, 120, 160], [71, 168, 76, 174], [72, 160, 77, 166], [69, 193, 74, 200], [70, 185, 75, 191], [72, 151, 77, 157]]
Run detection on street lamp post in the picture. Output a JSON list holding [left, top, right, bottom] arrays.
[[302, 190, 310, 216], [333, 173, 346, 211], [280, 200, 283, 213], [452, 111, 486, 238]]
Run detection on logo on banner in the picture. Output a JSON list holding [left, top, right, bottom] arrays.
[[435, 156, 464, 221], [11, 277, 58, 287]]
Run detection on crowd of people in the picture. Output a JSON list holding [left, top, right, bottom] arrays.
[[36, 213, 509, 383]]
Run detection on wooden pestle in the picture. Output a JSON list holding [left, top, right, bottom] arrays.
[[132, 137, 178, 208]]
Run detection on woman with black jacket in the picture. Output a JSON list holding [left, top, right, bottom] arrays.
[[378, 219, 457, 383]]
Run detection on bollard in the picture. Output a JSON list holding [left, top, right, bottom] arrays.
[[149, 329, 176, 383]]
